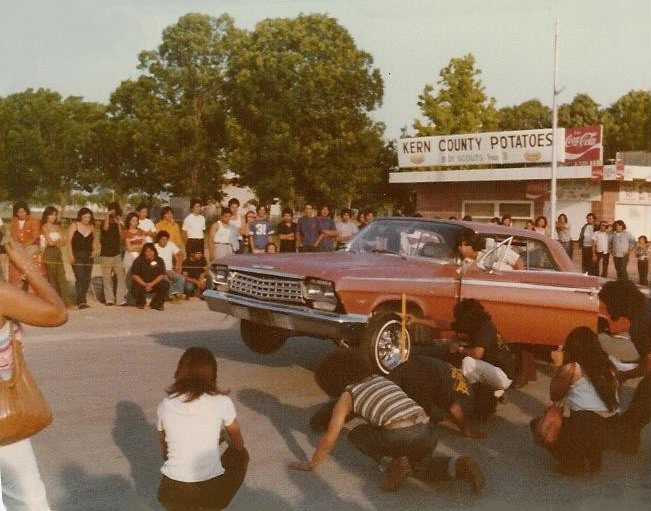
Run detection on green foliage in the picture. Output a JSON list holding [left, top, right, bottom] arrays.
[[602, 90, 651, 160], [499, 99, 551, 130], [226, 14, 384, 208], [558, 93, 601, 128], [0, 88, 104, 203], [415, 54, 499, 136]]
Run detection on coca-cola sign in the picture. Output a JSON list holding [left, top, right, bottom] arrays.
[[564, 125, 603, 164]]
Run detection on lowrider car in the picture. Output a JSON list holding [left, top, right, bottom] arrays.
[[204, 218, 605, 373]]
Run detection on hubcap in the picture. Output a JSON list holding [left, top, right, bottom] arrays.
[[374, 319, 410, 374]]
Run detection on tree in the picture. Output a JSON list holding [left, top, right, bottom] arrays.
[[226, 14, 384, 207], [498, 99, 551, 130], [558, 93, 601, 128], [0, 88, 104, 205], [134, 13, 238, 199], [602, 90, 651, 160], [414, 54, 499, 136]]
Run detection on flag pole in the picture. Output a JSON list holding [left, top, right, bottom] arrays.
[[550, 17, 560, 239]]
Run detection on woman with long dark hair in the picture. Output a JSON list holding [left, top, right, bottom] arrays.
[[0, 241, 67, 510], [129, 243, 169, 311], [157, 347, 248, 511], [40, 206, 73, 307], [537, 327, 619, 474], [67, 208, 96, 309]]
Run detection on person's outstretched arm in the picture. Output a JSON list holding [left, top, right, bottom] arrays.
[[0, 242, 67, 326], [289, 392, 352, 471]]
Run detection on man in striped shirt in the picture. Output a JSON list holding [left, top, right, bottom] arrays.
[[290, 350, 485, 493]]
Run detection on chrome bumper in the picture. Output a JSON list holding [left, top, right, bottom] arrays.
[[203, 290, 368, 340]]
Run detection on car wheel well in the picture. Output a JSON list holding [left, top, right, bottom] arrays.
[[372, 300, 423, 318]]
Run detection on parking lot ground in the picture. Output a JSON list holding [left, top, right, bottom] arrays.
[[21, 300, 650, 511]]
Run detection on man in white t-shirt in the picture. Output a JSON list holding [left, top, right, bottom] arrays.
[[137, 204, 157, 243], [457, 231, 524, 271], [155, 231, 184, 300], [336, 208, 359, 248], [182, 199, 207, 255]]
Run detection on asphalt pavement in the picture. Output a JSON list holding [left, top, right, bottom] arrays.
[[21, 300, 650, 511]]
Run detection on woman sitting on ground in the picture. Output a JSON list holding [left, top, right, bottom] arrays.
[[290, 350, 484, 493], [158, 347, 249, 511], [129, 243, 169, 311], [532, 327, 618, 475]]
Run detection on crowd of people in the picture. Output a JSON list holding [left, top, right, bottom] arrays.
[[0, 200, 378, 311], [0, 203, 649, 510]]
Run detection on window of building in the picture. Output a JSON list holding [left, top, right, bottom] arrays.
[[462, 200, 533, 227]]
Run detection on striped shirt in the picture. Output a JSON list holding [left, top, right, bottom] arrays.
[[0, 320, 13, 381], [346, 375, 423, 427]]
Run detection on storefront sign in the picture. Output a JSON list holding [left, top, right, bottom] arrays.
[[620, 181, 651, 203], [398, 128, 566, 168], [603, 165, 618, 181], [564, 125, 603, 165], [557, 180, 601, 201]]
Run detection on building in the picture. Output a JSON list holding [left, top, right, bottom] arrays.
[[389, 163, 651, 239]]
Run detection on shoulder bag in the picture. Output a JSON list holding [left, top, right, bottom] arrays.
[[0, 324, 52, 445]]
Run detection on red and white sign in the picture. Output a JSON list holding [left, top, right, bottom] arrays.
[[564, 125, 603, 165], [591, 165, 603, 180]]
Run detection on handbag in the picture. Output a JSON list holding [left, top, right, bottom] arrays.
[[0, 323, 52, 445], [537, 402, 564, 447]]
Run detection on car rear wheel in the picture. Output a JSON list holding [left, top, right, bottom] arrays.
[[240, 319, 289, 354], [357, 312, 411, 374]]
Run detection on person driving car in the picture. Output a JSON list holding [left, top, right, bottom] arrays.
[[456, 230, 524, 271]]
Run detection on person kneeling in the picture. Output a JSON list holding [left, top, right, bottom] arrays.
[[130, 243, 169, 310], [291, 350, 484, 493], [158, 347, 249, 511]]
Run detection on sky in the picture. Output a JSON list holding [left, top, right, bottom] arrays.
[[1, 0, 650, 140]]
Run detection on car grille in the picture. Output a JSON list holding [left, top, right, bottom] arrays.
[[229, 271, 304, 304]]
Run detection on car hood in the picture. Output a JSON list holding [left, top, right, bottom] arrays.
[[217, 252, 455, 281]]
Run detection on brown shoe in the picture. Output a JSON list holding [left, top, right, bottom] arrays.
[[455, 456, 485, 494], [381, 457, 411, 492]]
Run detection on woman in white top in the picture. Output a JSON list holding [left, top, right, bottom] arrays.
[[207, 209, 234, 262], [157, 347, 248, 511], [0, 241, 67, 511], [535, 327, 619, 475], [40, 206, 73, 307], [227, 198, 244, 253]]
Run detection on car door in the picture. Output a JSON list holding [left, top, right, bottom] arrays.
[[459, 236, 600, 347]]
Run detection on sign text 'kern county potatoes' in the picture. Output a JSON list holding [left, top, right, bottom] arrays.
[[398, 128, 566, 168]]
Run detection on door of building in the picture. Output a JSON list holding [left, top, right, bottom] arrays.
[[615, 203, 651, 239]]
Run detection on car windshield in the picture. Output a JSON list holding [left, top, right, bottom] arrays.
[[348, 219, 461, 261]]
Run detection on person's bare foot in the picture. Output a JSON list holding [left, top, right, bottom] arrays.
[[455, 456, 485, 494], [381, 457, 411, 492]]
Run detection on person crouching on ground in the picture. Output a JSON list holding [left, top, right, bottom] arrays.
[[451, 299, 515, 406], [181, 248, 208, 299], [309, 355, 483, 439], [531, 327, 619, 474], [130, 243, 169, 310], [158, 347, 248, 511], [598, 280, 651, 454], [290, 350, 484, 493]]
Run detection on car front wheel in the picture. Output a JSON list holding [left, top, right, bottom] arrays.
[[240, 319, 289, 354], [357, 312, 411, 374]]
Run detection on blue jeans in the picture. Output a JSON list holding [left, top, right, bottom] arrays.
[[166, 271, 185, 296]]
